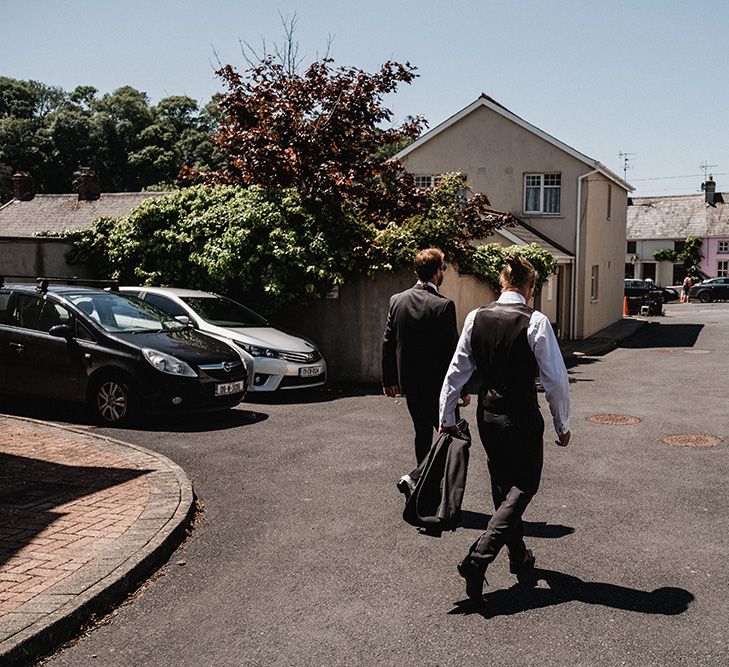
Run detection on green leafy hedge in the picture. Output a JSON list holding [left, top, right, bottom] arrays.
[[57, 176, 557, 312]]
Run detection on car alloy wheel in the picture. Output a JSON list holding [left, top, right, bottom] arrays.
[[94, 379, 130, 424], [699, 291, 712, 303]]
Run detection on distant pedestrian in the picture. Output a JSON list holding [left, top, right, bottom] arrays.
[[682, 275, 692, 303], [439, 255, 571, 601], [382, 248, 469, 498]]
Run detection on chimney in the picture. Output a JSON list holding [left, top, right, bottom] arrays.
[[11, 172, 35, 201], [703, 175, 716, 204], [73, 167, 101, 201]]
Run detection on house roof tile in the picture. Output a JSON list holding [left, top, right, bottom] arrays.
[[0, 192, 165, 237], [627, 193, 729, 240]]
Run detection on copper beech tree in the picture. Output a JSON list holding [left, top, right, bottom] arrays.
[[194, 55, 501, 234]]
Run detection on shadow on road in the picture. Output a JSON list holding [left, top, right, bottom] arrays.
[[449, 568, 694, 618], [244, 383, 382, 405], [0, 397, 268, 433], [140, 408, 269, 432], [620, 323, 704, 349], [460, 511, 575, 538]]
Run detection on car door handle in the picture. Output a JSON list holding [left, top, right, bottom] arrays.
[[9, 342, 24, 352]]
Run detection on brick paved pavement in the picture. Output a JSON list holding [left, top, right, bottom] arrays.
[[0, 415, 194, 666]]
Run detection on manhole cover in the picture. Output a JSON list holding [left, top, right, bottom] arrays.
[[587, 414, 641, 425], [662, 434, 723, 448], [683, 350, 710, 354]]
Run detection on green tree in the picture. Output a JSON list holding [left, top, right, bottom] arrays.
[[652, 236, 703, 279]]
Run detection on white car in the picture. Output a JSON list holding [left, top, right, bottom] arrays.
[[119, 287, 326, 392]]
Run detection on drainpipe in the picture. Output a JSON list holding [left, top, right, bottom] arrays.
[[571, 169, 599, 340]]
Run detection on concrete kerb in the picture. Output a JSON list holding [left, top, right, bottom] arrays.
[[0, 415, 196, 667]]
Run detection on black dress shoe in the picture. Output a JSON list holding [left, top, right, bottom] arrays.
[[457, 559, 486, 601], [509, 548, 535, 575]]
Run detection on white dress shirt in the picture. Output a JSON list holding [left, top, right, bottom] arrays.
[[439, 291, 571, 436]]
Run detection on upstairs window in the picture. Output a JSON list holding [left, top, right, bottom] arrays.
[[718, 241, 729, 254], [524, 173, 561, 214], [627, 241, 637, 254]]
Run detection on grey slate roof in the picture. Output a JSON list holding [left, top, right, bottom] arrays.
[[0, 192, 165, 238], [627, 193, 729, 240]]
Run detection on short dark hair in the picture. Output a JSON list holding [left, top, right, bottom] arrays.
[[414, 248, 445, 281], [499, 254, 536, 290]]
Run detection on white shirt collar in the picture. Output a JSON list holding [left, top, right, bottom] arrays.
[[416, 280, 439, 293], [497, 290, 526, 304]]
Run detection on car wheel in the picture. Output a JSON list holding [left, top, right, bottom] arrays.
[[699, 291, 712, 303], [89, 376, 135, 425]]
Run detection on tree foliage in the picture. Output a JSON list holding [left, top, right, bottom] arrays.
[[196, 55, 429, 224], [469, 243, 558, 292], [652, 236, 703, 278], [0, 77, 223, 202], [60, 177, 518, 313]]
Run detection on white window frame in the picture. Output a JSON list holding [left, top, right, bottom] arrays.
[[590, 265, 599, 301], [717, 260, 729, 277], [524, 173, 561, 215], [717, 241, 729, 254], [414, 175, 432, 189]]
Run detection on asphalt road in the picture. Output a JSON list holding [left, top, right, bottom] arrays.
[[41, 302, 729, 666]]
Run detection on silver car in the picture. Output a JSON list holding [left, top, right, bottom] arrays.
[[119, 287, 326, 392]]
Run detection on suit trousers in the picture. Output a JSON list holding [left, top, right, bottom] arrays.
[[405, 387, 440, 480], [466, 406, 544, 571]]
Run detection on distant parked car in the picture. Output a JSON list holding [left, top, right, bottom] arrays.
[[119, 287, 327, 392], [623, 279, 678, 303], [0, 280, 247, 425], [688, 277, 729, 303]]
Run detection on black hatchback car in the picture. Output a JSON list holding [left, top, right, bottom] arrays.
[[0, 280, 247, 424], [688, 277, 729, 303]]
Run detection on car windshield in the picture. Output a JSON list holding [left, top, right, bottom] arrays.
[[66, 292, 186, 333], [181, 296, 268, 327]]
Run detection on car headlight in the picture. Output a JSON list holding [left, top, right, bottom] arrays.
[[237, 342, 279, 359], [142, 348, 197, 377]]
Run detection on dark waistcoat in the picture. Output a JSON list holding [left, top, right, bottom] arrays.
[[470, 302, 538, 417]]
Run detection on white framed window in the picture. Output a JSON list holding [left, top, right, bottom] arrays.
[[718, 260, 729, 277], [718, 241, 729, 254], [590, 265, 599, 301], [524, 173, 561, 214], [414, 175, 432, 188]]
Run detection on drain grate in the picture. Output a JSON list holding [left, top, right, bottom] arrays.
[[587, 414, 641, 426], [662, 434, 723, 448]]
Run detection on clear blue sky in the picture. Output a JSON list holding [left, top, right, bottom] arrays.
[[2, 0, 727, 196]]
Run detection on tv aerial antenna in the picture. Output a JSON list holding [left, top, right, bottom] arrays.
[[619, 151, 636, 180]]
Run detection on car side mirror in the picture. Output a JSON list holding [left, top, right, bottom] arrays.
[[49, 324, 74, 339], [175, 315, 192, 327]]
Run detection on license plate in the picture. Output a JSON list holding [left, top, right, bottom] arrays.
[[299, 366, 322, 378], [215, 380, 245, 396]]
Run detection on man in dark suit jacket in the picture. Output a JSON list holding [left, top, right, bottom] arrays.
[[382, 248, 469, 496]]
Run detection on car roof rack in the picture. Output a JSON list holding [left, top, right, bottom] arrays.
[[0, 275, 119, 293]]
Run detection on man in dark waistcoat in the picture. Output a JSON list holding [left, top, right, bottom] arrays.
[[382, 248, 469, 496], [439, 255, 571, 601]]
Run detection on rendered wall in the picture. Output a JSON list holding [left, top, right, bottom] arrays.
[[578, 174, 627, 339], [0, 238, 90, 279], [274, 268, 497, 384]]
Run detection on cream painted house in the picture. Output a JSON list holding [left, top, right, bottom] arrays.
[[394, 94, 633, 339]]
